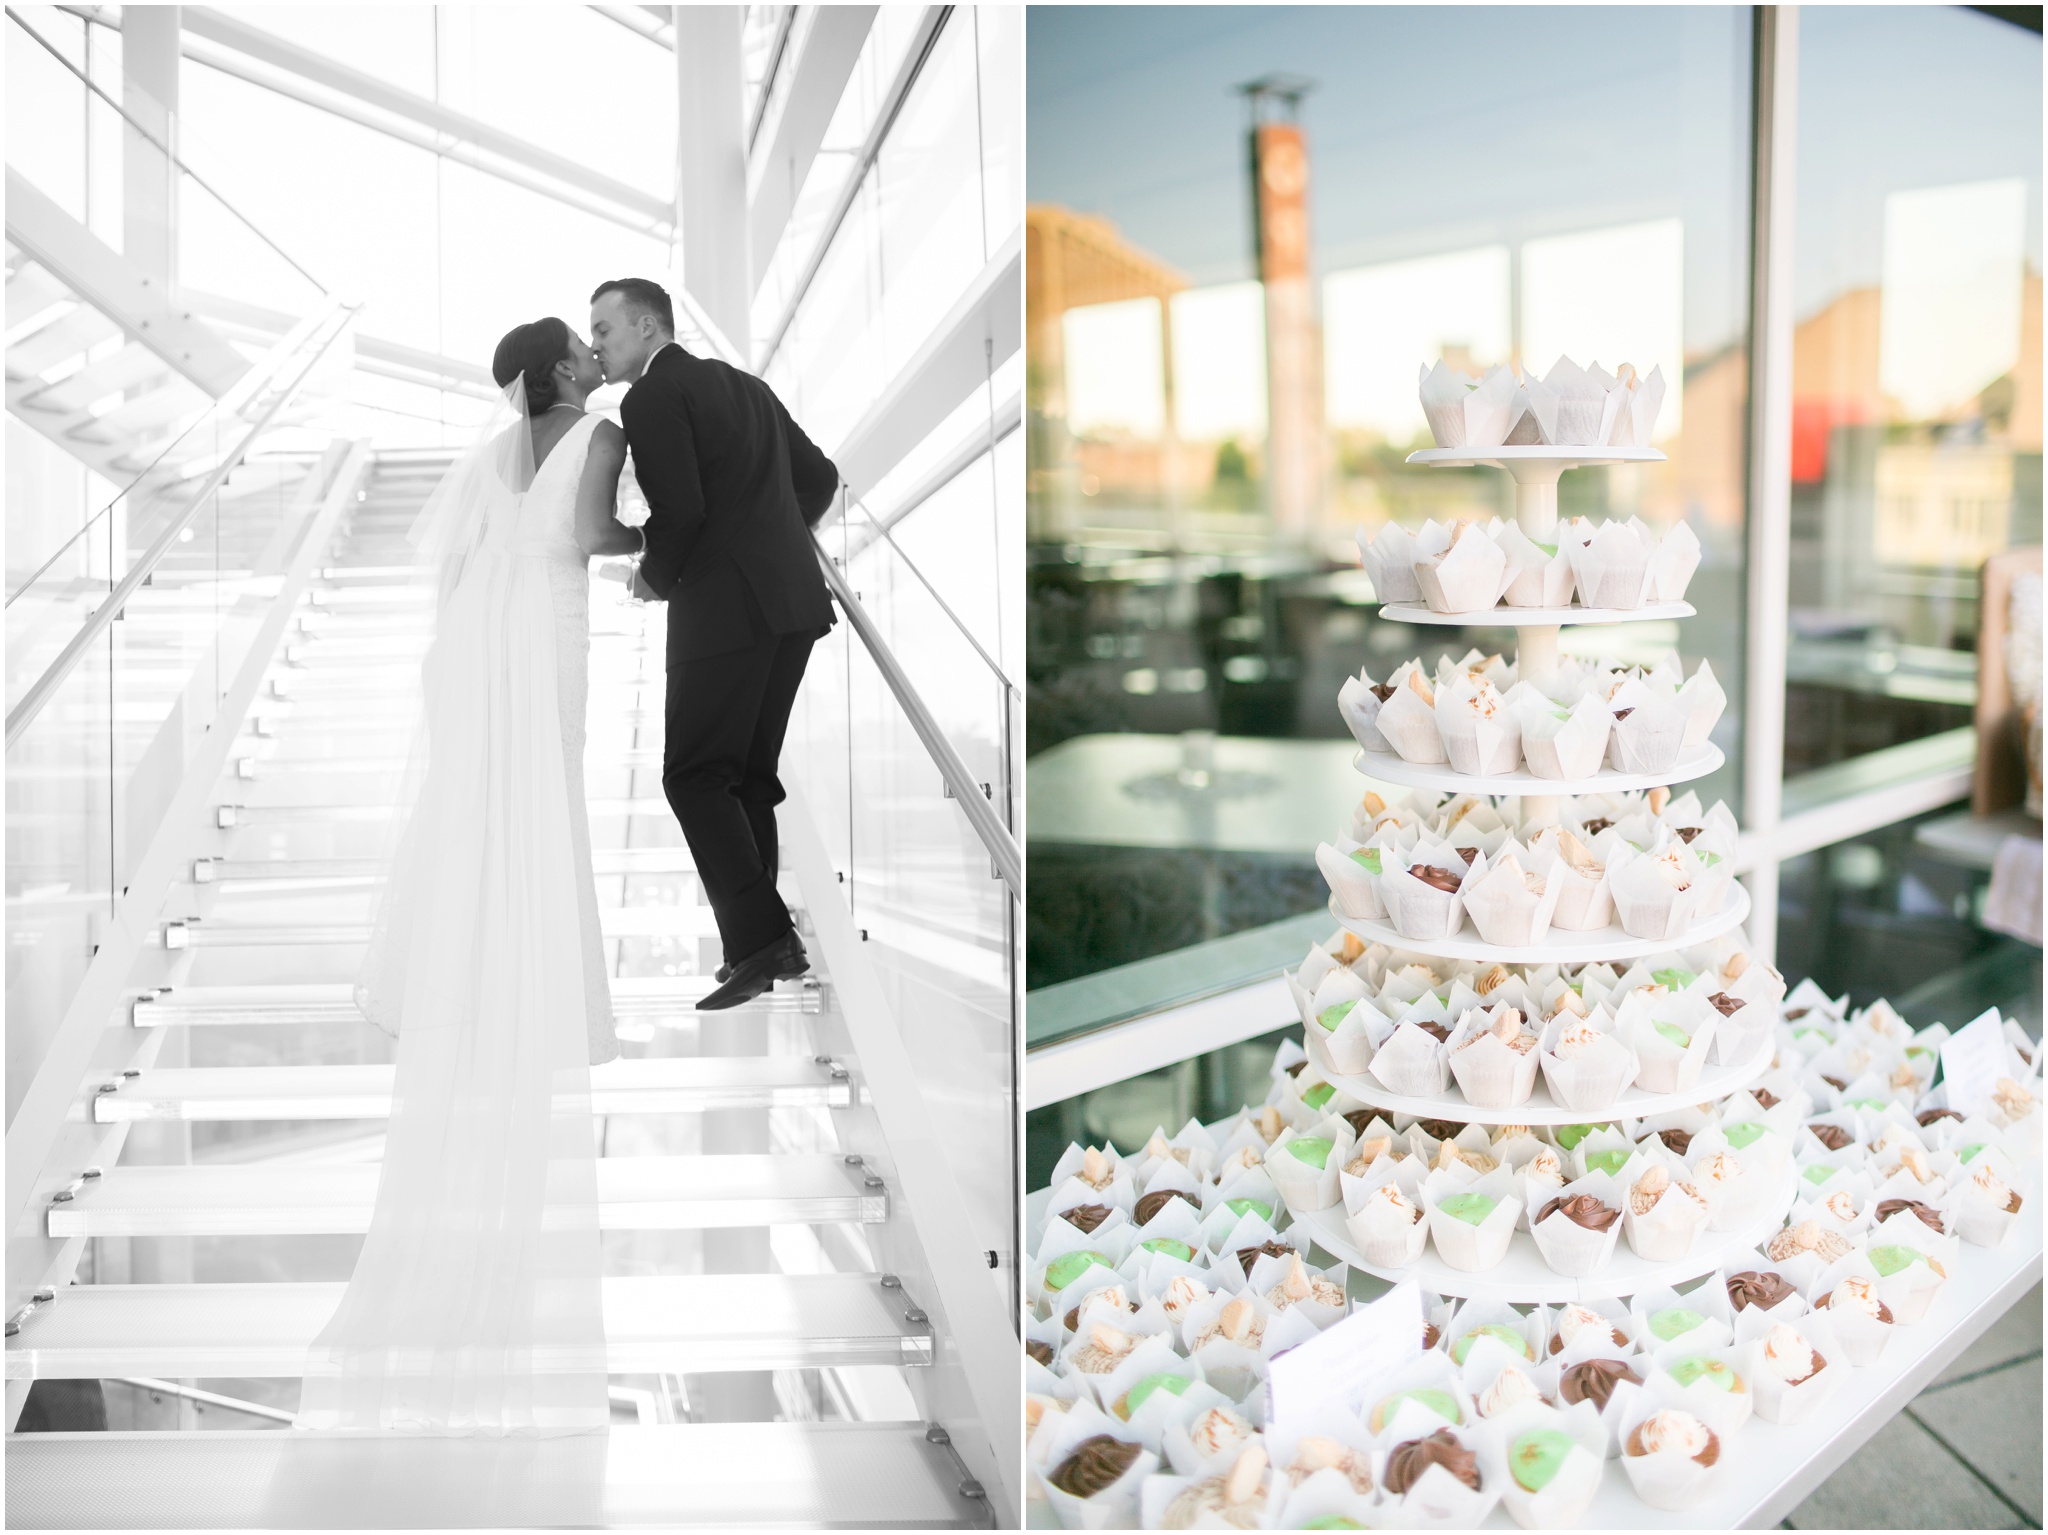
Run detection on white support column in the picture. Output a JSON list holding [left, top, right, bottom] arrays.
[[672, 5, 752, 359], [1743, 6, 1799, 967], [121, 4, 180, 290]]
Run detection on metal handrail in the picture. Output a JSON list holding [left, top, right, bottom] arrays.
[[845, 489, 1017, 696], [812, 536, 1022, 898], [669, 281, 1021, 896], [5, 300, 360, 749], [7, 6, 328, 297]]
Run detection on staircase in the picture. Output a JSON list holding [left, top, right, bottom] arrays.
[[6, 453, 996, 1527]]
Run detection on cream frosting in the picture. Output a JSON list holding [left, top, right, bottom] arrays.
[[1633, 1408, 1714, 1459], [1477, 1365, 1543, 1418], [1759, 1322, 1825, 1384]]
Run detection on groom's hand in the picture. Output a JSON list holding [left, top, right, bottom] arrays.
[[630, 568, 662, 603]]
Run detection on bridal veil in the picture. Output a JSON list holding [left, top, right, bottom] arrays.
[[292, 377, 610, 1438]]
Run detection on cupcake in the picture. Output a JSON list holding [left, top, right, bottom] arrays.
[[1159, 1444, 1272, 1530], [1624, 1163, 1711, 1262], [1815, 1274, 1895, 1366], [1547, 1302, 1629, 1358], [1264, 1252, 1347, 1316], [1447, 1322, 1535, 1368], [1530, 1186, 1624, 1277], [1382, 1428, 1482, 1496], [1474, 1365, 1547, 1419], [1620, 1407, 1722, 1511], [1368, 1386, 1466, 1433], [1725, 1269, 1803, 1318], [1750, 1319, 1836, 1424], [1347, 1181, 1428, 1268], [1658, 1353, 1751, 1437], [1558, 1356, 1643, 1412], [1951, 1162, 2024, 1248], [1420, 1173, 1522, 1272], [1490, 1406, 1606, 1526]]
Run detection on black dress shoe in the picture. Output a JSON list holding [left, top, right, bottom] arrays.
[[714, 962, 730, 983], [697, 929, 808, 1010]]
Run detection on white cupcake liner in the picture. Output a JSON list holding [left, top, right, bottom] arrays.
[[1477, 1399, 1607, 1528]]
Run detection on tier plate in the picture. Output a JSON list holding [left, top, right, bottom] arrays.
[[1405, 446, 1670, 469], [1352, 742, 1724, 797], [1286, 1165, 1796, 1304], [1375, 599, 1696, 628], [1327, 882, 1751, 965], [1319, 1035, 1774, 1128]]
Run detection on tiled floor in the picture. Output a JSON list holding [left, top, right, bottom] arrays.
[[1786, 1282, 2043, 1530]]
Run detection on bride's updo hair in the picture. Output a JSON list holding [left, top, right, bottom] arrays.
[[491, 317, 572, 411]]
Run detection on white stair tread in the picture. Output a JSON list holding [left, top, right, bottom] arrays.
[[47, 1155, 887, 1236], [132, 978, 819, 1024], [166, 903, 717, 943], [95, 1057, 852, 1121], [4, 1423, 981, 1528], [6, 1274, 927, 1379], [194, 846, 696, 882]]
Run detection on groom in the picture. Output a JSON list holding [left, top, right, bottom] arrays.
[[590, 278, 839, 1011]]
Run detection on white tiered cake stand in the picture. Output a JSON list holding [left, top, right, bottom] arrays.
[[1282, 441, 1786, 1301]]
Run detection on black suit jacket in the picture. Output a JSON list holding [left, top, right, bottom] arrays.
[[620, 343, 838, 659]]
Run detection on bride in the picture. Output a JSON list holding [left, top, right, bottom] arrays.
[[293, 317, 644, 1435]]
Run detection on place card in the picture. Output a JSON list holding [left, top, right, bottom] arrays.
[[1939, 1007, 2008, 1118], [1267, 1279, 1424, 1454]]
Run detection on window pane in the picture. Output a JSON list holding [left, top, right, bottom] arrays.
[[1786, 8, 2044, 778], [1025, 5, 1755, 988]]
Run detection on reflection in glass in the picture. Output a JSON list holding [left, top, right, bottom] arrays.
[[1786, 7, 2043, 777]]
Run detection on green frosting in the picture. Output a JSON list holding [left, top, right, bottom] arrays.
[[1438, 1192, 1498, 1227], [1287, 1136, 1334, 1169], [1722, 1122, 1767, 1150], [1848, 1097, 1888, 1111], [1303, 1520, 1365, 1531], [1960, 1143, 1987, 1164], [1652, 1020, 1692, 1049], [1555, 1123, 1606, 1151], [1226, 1197, 1273, 1222], [1371, 1387, 1463, 1428], [1140, 1237, 1195, 1262], [1531, 541, 1558, 557], [1509, 1428, 1578, 1493], [1669, 1356, 1739, 1392], [1803, 1164, 1839, 1186], [1905, 1045, 1932, 1060], [1868, 1244, 1926, 1277], [1794, 1027, 1828, 1045], [1302, 1082, 1336, 1110], [1697, 850, 1723, 866], [1117, 1372, 1192, 1418], [1649, 1307, 1706, 1341], [1584, 1148, 1632, 1176], [1451, 1323, 1531, 1365], [1349, 848, 1382, 875], [1317, 1000, 1357, 1032], [1044, 1251, 1109, 1291], [1652, 967, 1695, 990]]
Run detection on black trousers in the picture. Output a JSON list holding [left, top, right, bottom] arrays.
[[662, 621, 822, 962]]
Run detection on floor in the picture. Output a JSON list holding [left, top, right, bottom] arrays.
[[1785, 1282, 2043, 1530]]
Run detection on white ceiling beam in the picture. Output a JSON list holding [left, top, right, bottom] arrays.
[[5, 169, 249, 397], [749, 6, 876, 290], [591, 4, 672, 49], [831, 228, 1019, 498]]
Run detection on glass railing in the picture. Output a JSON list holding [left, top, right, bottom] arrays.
[[5, 305, 357, 1114]]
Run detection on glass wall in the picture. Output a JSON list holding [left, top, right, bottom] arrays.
[[1026, 5, 1755, 990], [773, 3, 1025, 1302], [1784, 6, 2043, 777]]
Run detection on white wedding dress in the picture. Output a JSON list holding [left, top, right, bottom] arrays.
[[292, 393, 617, 1438]]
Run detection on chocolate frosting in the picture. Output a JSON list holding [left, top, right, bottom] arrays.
[[1454, 846, 1480, 866], [1384, 1429, 1481, 1495], [1916, 1108, 1963, 1127], [1580, 817, 1614, 837], [1707, 991, 1745, 1016], [1135, 1188, 1199, 1225], [1370, 682, 1398, 702], [1343, 1109, 1379, 1138], [1061, 1203, 1114, 1234], [1412, 1021, 1452, 1044], [1874, 1198, 1945, 1234], [1235, 1239, 1293, 1277], [1611, 706, 1636, 721], [1820, 1074, 1848, 1092], [1411, 863, 1464, 893], [1537, 1193, 1620, 1232], [1026, 1339, 1055, 1367], [1727, 1270, 1796, 1311], [1807, 1122, 1852, 1151], [1063, 1296, 1128, 1334], [1048, 1435, 1142, 1498], [1558, 1357, 1642, 1410], [1658, 1128, 1694, 1156], [1416, 1118, 1467, 1141], [1422, 1321, 1441, 1351], [1676, 825, 1703, 842], [1752, 1089, 1780, 1110]]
